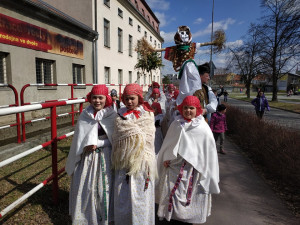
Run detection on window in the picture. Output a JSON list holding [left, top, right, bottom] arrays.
[[147, 15, 150, 22], [142, 9, 145, 17], [0, 52, 8, 84], [137, 72, 141, 85], [129, 71, 132, 83], [135, 0, 139, 10], [152, 21, 155, 28], [129, 35, 133, 56], [129, 17, 133, 26], [104, 0, 110, 7], [137, 40, 141, 59], [72, 64, 85, 84], [144, 74, 146, 84], [154, 40, 156, 47], [118, 8, 123, 18], [118, 28, 123, 53], [104, 19, 110, 47], [137, 25, 141, 32], [144, 31, 147, 38], [150, 36, 152, 42], [158, 43, 160, 48], [36, 58, 55, 84], [118, 69, 123, 84], [104, 67, 110, 84]]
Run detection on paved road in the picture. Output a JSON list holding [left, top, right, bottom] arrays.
[[156, 138, 299, 225], [225, 98, 300, 132]]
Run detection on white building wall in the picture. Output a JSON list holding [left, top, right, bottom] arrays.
[[97, 0, 163, 92]]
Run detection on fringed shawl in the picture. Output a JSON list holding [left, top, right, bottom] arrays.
[[112, 111, 157, 180]]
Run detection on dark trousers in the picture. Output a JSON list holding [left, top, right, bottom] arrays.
[[255, 110, 264, 119], [213, 132, 225, 151]]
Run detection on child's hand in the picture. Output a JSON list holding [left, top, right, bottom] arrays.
[[163, 160, 170, 168], [84, 145, 97, 152]]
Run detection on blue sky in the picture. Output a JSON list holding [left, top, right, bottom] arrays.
[[147, 0, 263, 75]]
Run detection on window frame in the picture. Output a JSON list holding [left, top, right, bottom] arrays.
[[35, 58, 56, 89], [129, 71, 132, 84], [72, 64, 86, 88], [129, 35, 133, 57], [104, 0, 110, 7], [118, 69, 123, 84], [104, 18, 110, 48], [129, 17, 133, 26], [118, 28, 123, 53], [104, 66, 111, 84], [118, 8, 123, 18]]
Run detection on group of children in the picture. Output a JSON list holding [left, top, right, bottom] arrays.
[[66, 83, 227, 225]]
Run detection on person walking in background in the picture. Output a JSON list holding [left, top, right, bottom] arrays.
[[66, 85, 117, 225], [156, 96, 220, 224], [210, 104, 227, 154], [110, 89, 124, 112], [251, 90, 270, 119], [223, 89, 228, 102]]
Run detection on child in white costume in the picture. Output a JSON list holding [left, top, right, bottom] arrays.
[[156, 96, 220, 224], [111, 84, 157, 225], [148, 87, 166, 115], [151, 102, 164, 155], [65, 85, 117, 225]]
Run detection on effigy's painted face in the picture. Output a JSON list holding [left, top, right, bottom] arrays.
[[179, 30, 190, 43]]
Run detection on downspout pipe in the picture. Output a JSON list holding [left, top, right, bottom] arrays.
[[93, 0, 98, 84]]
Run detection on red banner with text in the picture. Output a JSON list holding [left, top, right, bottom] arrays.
[[0, 13, 83, 59]]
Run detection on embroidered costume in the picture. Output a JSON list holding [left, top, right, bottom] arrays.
[[156, 96, 220, 224], [66, 85, 117, 225], [112, 84, 156, 225]]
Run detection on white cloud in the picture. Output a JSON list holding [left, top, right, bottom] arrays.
[[193, 18, 236, 38], [154, 12, 175, 27], [147, 0, 170, 10], [194, 18, 204, 24], [160, 30, 174, 43], [226, 39, 244, 48]]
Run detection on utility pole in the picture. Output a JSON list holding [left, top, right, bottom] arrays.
[[209, 0, 215, 84]]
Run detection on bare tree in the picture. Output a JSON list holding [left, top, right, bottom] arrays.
[[228, 24, 263, 98], [258, 0, 300, 101]]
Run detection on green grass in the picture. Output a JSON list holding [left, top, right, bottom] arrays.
[[0, 138, 72, 225], [229, 92, 300, 113]]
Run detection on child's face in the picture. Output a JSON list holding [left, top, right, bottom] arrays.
[[153, 93, 160, 99], [182, 105, 197, 120], [111, 95, 117, 101], [124, 95, 139, 110], [91, 94, 106, 111]]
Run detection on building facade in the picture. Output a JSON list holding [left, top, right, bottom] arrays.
[[97, 0, 164, 91], [0, 0, 98, 107], [43, 0, 164, 92]]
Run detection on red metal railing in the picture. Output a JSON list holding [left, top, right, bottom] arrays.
[[0, 98, 86, 218], [0, 84, 21, 143]]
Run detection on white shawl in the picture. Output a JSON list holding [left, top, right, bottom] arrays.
[[157, 115, 220, 194], [176, 61, 202, 105], [65, 105, 117, 176]]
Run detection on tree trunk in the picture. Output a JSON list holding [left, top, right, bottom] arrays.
[[246, 82, 251, 98], [272, 73, 278, 101]]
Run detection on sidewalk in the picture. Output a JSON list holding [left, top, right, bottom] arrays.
[[156, 137, 299, 225], [205, 137, 299, 225]]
